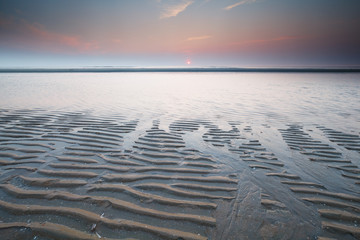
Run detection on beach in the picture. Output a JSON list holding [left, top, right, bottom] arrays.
[[0, 72, 359, 240]]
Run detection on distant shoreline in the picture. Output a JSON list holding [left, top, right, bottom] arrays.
[[1, 67, 360, 73]]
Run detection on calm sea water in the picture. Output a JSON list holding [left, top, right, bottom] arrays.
[[0, 72, 359, 132]]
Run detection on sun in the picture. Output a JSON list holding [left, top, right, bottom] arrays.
[[186, 58, 191, 65]]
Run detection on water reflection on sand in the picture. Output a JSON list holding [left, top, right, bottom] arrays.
[[0, 73, 359, 239]]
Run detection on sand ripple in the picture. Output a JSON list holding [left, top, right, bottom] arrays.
[[0, 109, 359, 239]]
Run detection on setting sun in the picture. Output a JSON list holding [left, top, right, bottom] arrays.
[[186, 59, 191, 65]]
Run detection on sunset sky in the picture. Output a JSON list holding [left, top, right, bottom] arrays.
[[1, 0, 360, 68]]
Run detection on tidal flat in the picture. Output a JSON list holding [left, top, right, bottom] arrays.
[[0, 72, 359, 239]]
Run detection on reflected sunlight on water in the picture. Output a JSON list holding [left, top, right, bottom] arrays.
[[1, 72, 359, 131]]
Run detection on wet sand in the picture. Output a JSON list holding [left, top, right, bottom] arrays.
[[0, 109, 359, 240]]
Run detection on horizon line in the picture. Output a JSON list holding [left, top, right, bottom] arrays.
[[1, 67, 360, 73]]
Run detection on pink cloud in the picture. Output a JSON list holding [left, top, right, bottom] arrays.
[[0, 15, 98, 53], [23, 21, 98, 51], [179, 35, 308, 54], [186, 35, 212, 41], [231, 35, 306, 47], [224, 0, 257, 10], [0, 15, 13, 27], [159, 1, 193, 19]]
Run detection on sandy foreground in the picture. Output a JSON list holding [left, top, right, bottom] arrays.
[[0, 109, 359, 240]]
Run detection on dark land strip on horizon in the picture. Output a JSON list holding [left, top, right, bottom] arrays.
[[1, 67, 360, 73]]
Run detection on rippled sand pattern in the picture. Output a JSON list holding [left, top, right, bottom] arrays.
[[279, 125, 360, 239], [0, 110, 238, 240], [0, 109, 360, 240]]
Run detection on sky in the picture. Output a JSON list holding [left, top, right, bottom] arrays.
[[0, 0, 360, 68]]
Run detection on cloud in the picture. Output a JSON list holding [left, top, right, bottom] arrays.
[[232, 35, 305, 46], [0, 14, 13, 27], [160, 0, 193, 19], [111, 38, 122, 44], [0, 14, 97, 53], [187, 35, 212, 41], [224, 0, 256, 10], [23, 22, 93, 50]]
